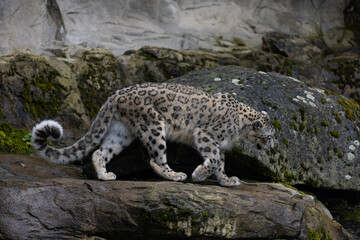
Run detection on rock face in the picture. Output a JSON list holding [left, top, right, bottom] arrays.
[[0, 0, 354, 56], [170, 66, 360, 190], [0, 154, 350, 240], [1, 51, 359, 191], [261, 31, 360, 103]]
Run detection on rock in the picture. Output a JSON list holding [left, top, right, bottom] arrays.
[[2, 51, 359, 191], [0, 0, 354, 56], [0, 49, 128, 145], [261, 31, 360, 103], [170, 66, 360, 190], [0, 154, 351, 240], [262, 32, 323, 62], [344, 0, 360, 46]]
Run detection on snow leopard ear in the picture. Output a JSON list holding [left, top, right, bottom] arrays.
[[253, 120, 263, 130]]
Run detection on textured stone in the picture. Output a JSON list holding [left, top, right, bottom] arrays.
[[0, 0, 353, 56], [171, 66, 360, 190], [0, 154, 350, 240]]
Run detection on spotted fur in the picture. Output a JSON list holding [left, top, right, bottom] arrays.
[[32, 83, 275, 186]]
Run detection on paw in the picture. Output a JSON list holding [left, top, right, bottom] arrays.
[[98, 172, 117, 181], [219, 176, 241, 187], [192, 172, 206, 182], [171, 172, 187, 181]]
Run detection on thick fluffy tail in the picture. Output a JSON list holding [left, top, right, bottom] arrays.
[[31, 120, 63, 148], [31, 120, 72, 164], [32, 102, 114, 164]]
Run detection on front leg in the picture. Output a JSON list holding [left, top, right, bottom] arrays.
[[135, 118, 187, 182], [215, 151, 241, 187], [192, 129, 221, 182]]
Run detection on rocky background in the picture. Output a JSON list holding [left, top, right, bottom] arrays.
[[1, 0, 360, 239]]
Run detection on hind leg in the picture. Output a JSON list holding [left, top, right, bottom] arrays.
[[92, 121, 134, 180]]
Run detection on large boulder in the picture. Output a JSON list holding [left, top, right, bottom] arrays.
[[0, 154, 351, 240], [169, 66, 360, 190]]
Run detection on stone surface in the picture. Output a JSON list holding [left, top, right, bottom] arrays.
[[1, 50, 359, 191], [0, 154, 351, 240], [261, 31, 360, 103], [170, 66, 360, 190], [0, 0, 354, 56]]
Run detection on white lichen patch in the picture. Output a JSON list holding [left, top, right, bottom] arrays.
[[354, 140, 360, 146], [293, 94, 317, 108], [306, 95, 315, 102], [347, 153, 355, 161], [231, 79, 240, 85], [309, 102, 317, 108], [345, 174, 352, 180], [289, 76, 302, 83], [349, 145, 356, 151], [306, 94, 315, 101], [232, 92, 237, 96], [315, 88, 325, 94], [297, 96, 306, 102], [258, 71, 267, 75], [214, 77, 221, 82], [305, 90, 316, 102]]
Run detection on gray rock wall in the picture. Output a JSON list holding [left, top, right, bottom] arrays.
[[0, 0, 352, 56]]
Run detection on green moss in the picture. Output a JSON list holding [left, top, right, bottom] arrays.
[[330, 130, 340, 138], [324, 89, 339, 96], [290, 121, 299, 131], [333, 147, 339, 153], [317, 157, 323, 164], [321, 121, 330, 127], [282, 184, 305, 195], [261, 98, 278, 109], [343, 206, 360, 222], [0, 121, 34, 154], [0, 109, 4, 119], [283, 169, 296, 182], [271, 121, 282, 130], [337, 97, 360, 122], [334, 113, 342, 124], [282, 138, 289, 147], [307, 227, 330, 240], [76, 50, 125, 118], [9, 54, 64, 119], [299, 122, 306, 132], [299, 107, 305, 121], [313, 127, 318, 135], [263, 86, 269, 90]]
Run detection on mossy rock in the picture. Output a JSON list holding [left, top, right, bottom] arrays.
[[170, 66, 360, 190], [0, 121, 33, 154], [8, 53, 64, 120], [73, 49, 126, 118]]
